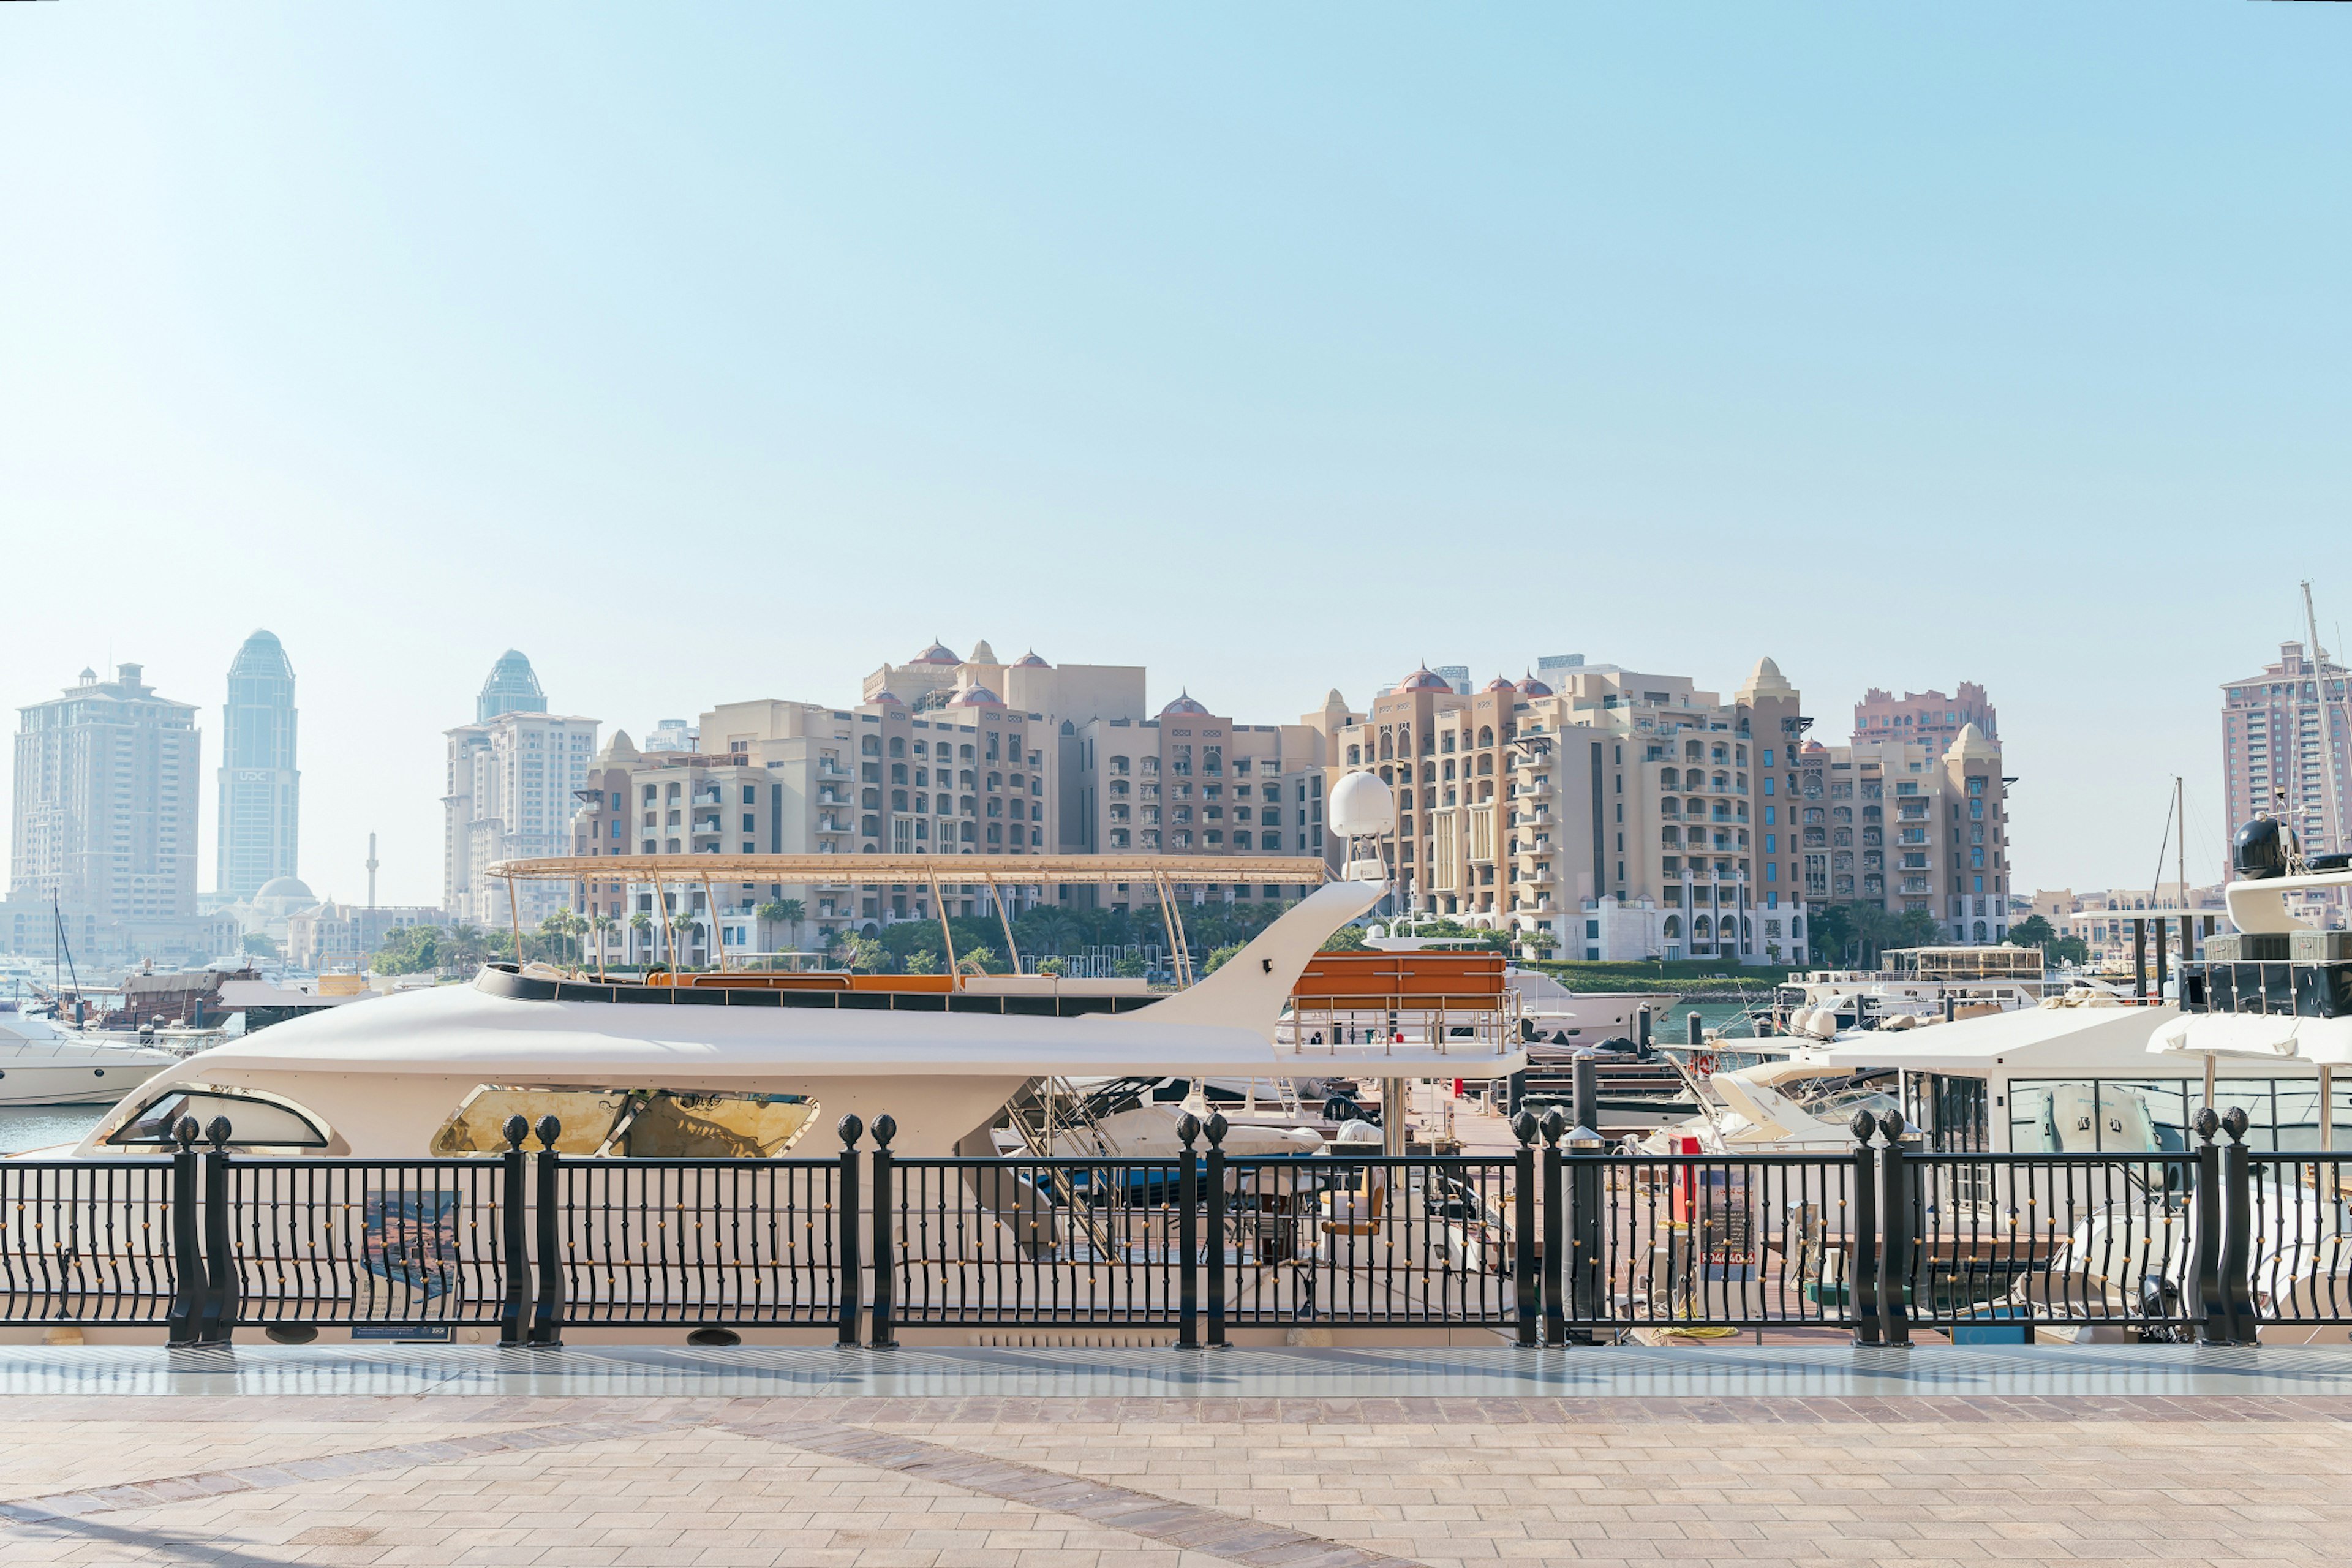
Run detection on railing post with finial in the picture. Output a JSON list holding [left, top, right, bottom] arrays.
[[199, 1117, 237, 1344], [530, 1115, 564, 1346], [1875, 1109, 1910, 1347], [165, 1117, 205, 1348], [1512, 1110, 1540, 1348], [1204, 1112, 1228, 1348], [499, 1115, 531, 1346], [835, 1115, 864, 1348], [869, 1115, 898, 1349], [2218, 1107, 2256, 1345], [1540, 1109, 1567, 1347], [1177, 1114, 1202, 1349], [1849, 1109, 1880, 1346], [2192, 1107, 2226, 1343]]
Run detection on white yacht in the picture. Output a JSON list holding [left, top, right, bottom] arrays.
[[0, 1001, 180, 1107], [50, 859, 1521, 1165]]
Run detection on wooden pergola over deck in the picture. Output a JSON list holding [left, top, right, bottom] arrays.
[[486, 853, 1335, 987]]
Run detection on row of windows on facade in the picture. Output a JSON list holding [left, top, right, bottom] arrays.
[[1351, 723, 1520, 766], [1099, 747, 1261, 777], [1104, 828, 1312, 851], [861, 732, 1029, 764]]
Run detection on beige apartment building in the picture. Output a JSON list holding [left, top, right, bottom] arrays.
[[1324, 658, 1807, 965], [564, 641, 1332, 954], [1793, 723, 2011, 943], [1061, 691, 1339, 913]]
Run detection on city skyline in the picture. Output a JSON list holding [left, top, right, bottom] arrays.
[[4, 7, 2346, 910]]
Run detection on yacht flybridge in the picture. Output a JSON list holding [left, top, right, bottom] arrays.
[[56, 846, 1525, 1164]]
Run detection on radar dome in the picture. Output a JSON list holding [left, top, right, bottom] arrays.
[[1329, 771, 1397, 839]]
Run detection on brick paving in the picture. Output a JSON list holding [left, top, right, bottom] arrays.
[[1, 1391, 2349, 1566]]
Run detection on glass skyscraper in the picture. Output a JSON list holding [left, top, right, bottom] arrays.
[[217, 630, 300, 899]]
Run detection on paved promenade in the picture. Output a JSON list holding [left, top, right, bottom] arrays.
[[3, 1345, 2348, 1566]]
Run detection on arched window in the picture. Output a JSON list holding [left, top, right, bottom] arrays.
[[1379, 766, 1394, 785], [1693, 915, 1713, 940], [1713, 772, 1728, 790], [888, 737, 905, 758], [1422, 762, 1436, 784], [890, 790, 907, 811], [891, 763, 907, 784], [1378, 732, 1393, 761], [1660, 767, 1679, 789], [1974, 921, 1989, 941], [1443, 759, 1457, 781], [1478, 726, 1494, 748], [1477, 755, 1493, 775], [1711, 745, 1727, 764], [1791, 917, 1803, 938], [1661, 826, 1680, 844], [986, 824, 1003, 843], [1663, 915, 1682, 938], [959, 821, 975, 842], [861, 735, 880, 756], [1686, 740, 1703, 761]]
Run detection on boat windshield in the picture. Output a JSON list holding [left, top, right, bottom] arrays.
[[1799, 1084, 1904, 1123], [109, 1087, 331, 1148], [430, 1085, 820, 1158]]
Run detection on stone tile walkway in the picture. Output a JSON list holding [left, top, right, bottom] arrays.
[[3, 1351, 2350, 1564]]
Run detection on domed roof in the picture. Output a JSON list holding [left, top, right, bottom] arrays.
[[869, 690, 907, 707], [1159, 692, 1211, 717], [1735, 655, 1796, 703], [256, 876, 314, 906], [477, 649, 548, 723], [1484, 675, 1518, 693], [1517, 670, 1555, 697], [1016, 649, 1050, 668], [952, 684, 1003, 707], [913, 640, 960, 665], [970, 639, 998, 665], [228, 629, 295, 681], [1394, 666, 1452, 694]]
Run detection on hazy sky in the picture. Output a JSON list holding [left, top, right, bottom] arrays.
[[4, 6, 2347, 909]]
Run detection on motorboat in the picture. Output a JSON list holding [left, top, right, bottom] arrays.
[[0, 1001, 179, 1107], [1773, 945, 2047, 1040]]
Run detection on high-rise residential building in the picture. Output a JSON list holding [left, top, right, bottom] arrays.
[[1327, 658, 1807, 964], [443, 652, 597, 927], [216, 630, 300, 899], [1851, 682, 1998, 748], [11, 663, 200, 924], [2221, 641, 2352, 876], [1794, 724, 2011, 942]]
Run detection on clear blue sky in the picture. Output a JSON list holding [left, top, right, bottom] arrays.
[[3, 5, 2346, 908]]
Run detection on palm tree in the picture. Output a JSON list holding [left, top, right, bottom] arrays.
[[756, 898, 807, 958], [589, 913, 616, 981], [668, 908, 701, 971], [628, 910, 652, 968], [445, 922, 487, 974]]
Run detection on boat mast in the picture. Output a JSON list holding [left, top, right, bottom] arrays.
[[2303, 581, 2347, 921]]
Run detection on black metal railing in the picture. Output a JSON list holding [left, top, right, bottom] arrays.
[[0, 1151, 183, 1329], [0, 1100, 2331, 1349], [887, 1114, 1196, 1336]]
